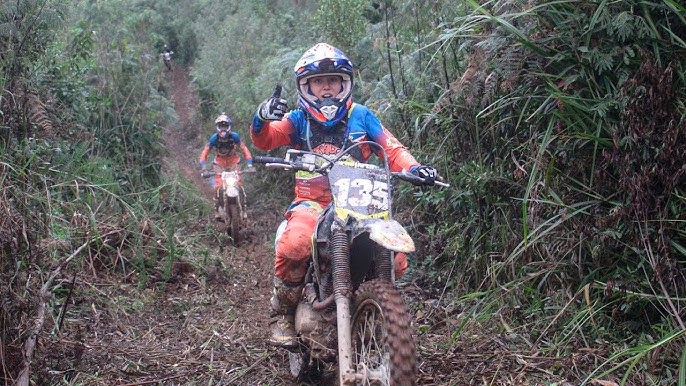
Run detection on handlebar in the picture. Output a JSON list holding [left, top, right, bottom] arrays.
[[253, 156, 285, 164], [253, 155, 316, 172], [254, 153, 448, 187], [200, 167, 254, 178], [393, 171, 450, 187]]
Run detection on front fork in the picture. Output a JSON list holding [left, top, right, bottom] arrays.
[[331, 228, 357, 384], [330, 224, 396, 385]]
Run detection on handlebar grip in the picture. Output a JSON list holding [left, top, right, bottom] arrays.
[[395, 172, 425, 185], [254, 156, 285, 164], [271, 84, 282, 99], [394, 171, 449, 187]]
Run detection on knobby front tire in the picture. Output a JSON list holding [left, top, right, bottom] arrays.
[[351, 279, 417, 385], [227, 204, 240, 245]]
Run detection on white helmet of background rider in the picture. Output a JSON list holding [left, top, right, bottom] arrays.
[[294, 43, 353, 128], [214, 113, 232, 142]]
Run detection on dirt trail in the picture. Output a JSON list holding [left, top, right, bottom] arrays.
[[36, 67, 297, 385], [153, 67, 295, 384], [34, 66, 558, 386], [158, 68, 567, 386]]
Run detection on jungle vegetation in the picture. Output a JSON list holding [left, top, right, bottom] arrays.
[[2, 0, 685, 384]]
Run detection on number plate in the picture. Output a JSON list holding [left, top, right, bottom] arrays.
[[329, 162, 389, 216]]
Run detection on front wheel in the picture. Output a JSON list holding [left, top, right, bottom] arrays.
[[227, 203, 240, 244], [351, 279, 417, 385]]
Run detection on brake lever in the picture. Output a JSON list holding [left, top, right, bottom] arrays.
[[264, 163, 293, 170]]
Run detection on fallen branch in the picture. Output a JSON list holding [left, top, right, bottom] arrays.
[[14, 231, 116, 386]]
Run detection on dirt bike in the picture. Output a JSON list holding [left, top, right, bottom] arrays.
[[254, 144, 448, 385], [200, 166, 253, 245], [162, 51, 173, 71]]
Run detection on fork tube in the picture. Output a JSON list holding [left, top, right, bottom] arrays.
[[331, 229, 355, 384]]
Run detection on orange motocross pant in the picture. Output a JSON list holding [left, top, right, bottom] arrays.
[[274, 201, 408, 284]]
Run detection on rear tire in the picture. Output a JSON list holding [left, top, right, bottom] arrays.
[[351, 279, 417, 385]]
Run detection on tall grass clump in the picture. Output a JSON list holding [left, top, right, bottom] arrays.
[[408, 0, 686, 382]]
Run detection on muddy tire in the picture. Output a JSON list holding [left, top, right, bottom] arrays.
[[227, 204, 240, 244], [351, 279, 417, 385]]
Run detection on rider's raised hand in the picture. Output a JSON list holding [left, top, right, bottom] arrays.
[[258, 98, 288, 121], [410, 165, 438, 185], [257, 85, 288, 121]]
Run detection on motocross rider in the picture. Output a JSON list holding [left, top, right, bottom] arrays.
[[250, 43, 438, 348], [199, 113, 254, 221], [162, 44, 174, 69]]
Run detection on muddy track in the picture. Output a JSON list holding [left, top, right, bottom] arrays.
[[33, 66, 565, 386], [34, 66, 300, 385], [161, 66, 297, 384]]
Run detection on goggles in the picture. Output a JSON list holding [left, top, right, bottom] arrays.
[[216, 123, 231, 136], [295, 58, 352, 78]]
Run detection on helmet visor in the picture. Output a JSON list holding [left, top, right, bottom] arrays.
[[295, 57, 352, 79]]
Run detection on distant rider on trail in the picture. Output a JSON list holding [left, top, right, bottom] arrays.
[[249, 43, 439, 348], [162, 44, 174, 70], [199, 113, 254, 221]]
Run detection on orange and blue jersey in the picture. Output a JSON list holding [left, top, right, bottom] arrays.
[[251, 103, 419, 206], [199, 132, 253, 170], [199, 132, 253, 190]]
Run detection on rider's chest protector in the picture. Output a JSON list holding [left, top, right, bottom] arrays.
[[300, 117, 364, 161], [216, 139, 236, 155]]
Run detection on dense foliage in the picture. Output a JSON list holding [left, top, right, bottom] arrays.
[[416, 3, 686, 383], [1, 1, 208, 382], [2, 0, 685, 384]]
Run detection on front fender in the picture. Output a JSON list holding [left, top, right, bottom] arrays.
[[353, 219, 415, 253]]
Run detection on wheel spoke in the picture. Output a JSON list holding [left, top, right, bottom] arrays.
[[353, 300, 390, 385], [351, 279, 416, 385]]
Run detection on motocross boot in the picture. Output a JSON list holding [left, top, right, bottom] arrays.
[[268, 277, 303, 348]]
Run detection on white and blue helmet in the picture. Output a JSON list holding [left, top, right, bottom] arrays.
[[294, 43, 353, 127]]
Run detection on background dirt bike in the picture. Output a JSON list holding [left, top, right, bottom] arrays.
[[162, 51, 173, 71], [201, 166, 253, 245], [254, 144, 448, 385]]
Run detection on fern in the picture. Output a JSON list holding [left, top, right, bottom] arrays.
[[27, 92, 54, 135]]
